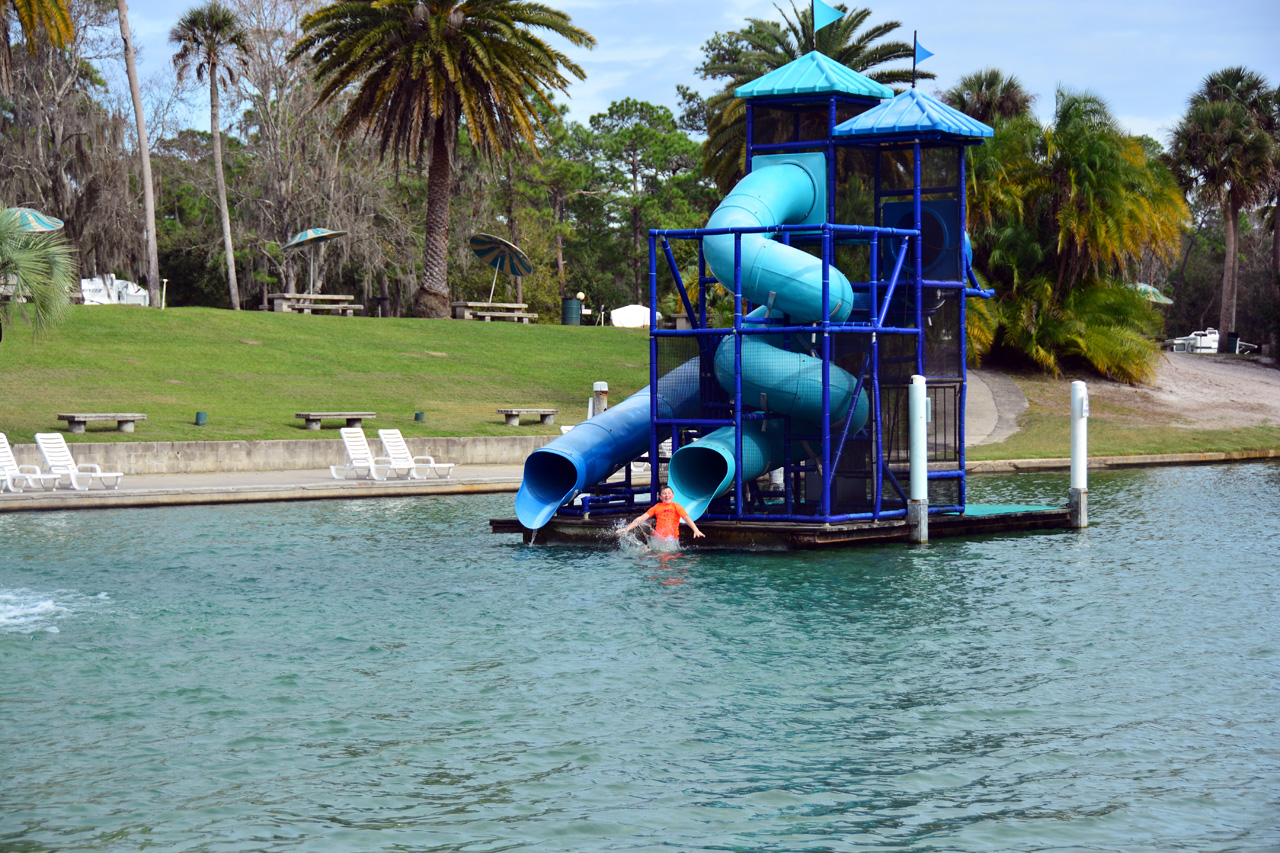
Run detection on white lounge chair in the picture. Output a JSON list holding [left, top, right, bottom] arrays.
[[34, 432, 123, 491], [1, 433, 61, 493], [331, 427, 391, 480], [377, 429, 454, 479]]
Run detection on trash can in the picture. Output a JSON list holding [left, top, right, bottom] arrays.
[[561, 297, 582, 326], [1224, 332, 1240, 354]]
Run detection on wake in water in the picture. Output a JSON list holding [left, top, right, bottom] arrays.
[[0, 589, 108, 634]]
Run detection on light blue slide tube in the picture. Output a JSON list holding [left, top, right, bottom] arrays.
[[515, 359, 701, 530], [702, 163, 856, 323]]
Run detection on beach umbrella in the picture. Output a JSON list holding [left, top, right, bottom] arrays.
[[1126, 282, 1173, 305], [9, 207, 64, 232], [282, 227, 347, 293], [469, 233, 532, 302]]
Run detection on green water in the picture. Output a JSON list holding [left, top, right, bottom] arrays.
[[2, 464, 1277, 851]]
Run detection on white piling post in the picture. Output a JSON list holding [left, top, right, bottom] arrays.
[[1069, 380, 1088, 528], [592, 381, 608, 418], [908, 374, 929, 543]]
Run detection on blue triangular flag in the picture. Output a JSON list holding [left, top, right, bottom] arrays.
[[813, 0, 843, 32], [914, 41, 934, 64]]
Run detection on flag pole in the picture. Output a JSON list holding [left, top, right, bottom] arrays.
[[912, 30, 917, 89]]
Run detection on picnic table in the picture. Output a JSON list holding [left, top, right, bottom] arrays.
[[296, 411, 375, 431], [497, 408, 558, 426], [268, 293, 363, 316], [451, 302, 538, 324], [57, 413, 147, 434]]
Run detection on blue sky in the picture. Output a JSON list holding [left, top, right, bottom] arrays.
[[123, 0, 1280, 144]]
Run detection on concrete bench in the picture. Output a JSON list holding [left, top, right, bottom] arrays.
[[474, 311, 538, 324], [57, 413, 147, 434], [497, 408, 558, 426], [296, 412, 375, 431], [268, 293, 360, 315], [291, 302, 364, 316]]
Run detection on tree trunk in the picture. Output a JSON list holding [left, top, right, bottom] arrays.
[[632, 151, 642, 303], [554, 195, 567, 299], [0, 16, 12, 98], [508, 208, 521, 304], [116, 0, 161, 308], [1272, 201, 1279, 357], [412, 126, 452, 318], [210, 68, 240, 310], [379, 272, 390, 318], [1217, 199, 1237, 350]]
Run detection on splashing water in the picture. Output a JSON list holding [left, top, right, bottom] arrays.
[[0, 589, 107, 634]]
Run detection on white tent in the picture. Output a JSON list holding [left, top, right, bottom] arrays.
[[610, 304, 661, 328]]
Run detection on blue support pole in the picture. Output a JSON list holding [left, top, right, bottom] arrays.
[[913, 140, 924, 379], [957, 146, 968, 509], [821, 224, 833, 518], [648, 233, 659, 505], [733, 232, 744, 518], [828, 97, 838, 223], [661, 237, 698, 330]]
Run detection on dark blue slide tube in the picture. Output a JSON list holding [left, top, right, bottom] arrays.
[[515, 360, 700, 529]]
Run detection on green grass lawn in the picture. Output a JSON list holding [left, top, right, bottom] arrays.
[[3, 307, 1276, 459], [0, 306, 653, 443]]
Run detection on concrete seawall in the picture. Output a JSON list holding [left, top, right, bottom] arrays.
[[10, 435, 556, 475]]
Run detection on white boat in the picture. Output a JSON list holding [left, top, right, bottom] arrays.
[[79, 274, 149, 307], [1163, 328, 1218, 353], [1163, 328, 1257, 354]]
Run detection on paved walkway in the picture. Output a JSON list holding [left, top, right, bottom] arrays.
[[0, 465, 526, 513], [965, 369, 1028, 446]]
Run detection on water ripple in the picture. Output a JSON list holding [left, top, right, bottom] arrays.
[[1, 467, 1278, 851]]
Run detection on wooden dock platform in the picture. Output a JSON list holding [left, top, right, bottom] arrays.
[[490, 504, 1073, 550]]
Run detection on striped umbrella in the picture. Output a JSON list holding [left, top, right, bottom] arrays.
[[282, 228, 347, 294], [469, 233, 532, 301], [1126, 282, 1173, 305], [282, 227, 347, 250], [8, 207, 65, 232]]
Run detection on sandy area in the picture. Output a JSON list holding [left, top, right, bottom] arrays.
[[967, 353, 1280, 445], [1102, 353, 1280, 428]]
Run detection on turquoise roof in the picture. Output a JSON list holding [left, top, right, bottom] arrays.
[[735, 51, 894, 100], [833, 89, 993, 138]]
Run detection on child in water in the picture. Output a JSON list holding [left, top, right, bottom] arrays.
[[622, 487, 705, 546]]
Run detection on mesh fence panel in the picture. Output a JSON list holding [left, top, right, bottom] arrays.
[[923, 289, 963, 379]]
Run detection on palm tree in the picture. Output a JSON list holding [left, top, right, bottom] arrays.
[[171, 2, 248, 310], [699, 2, 921, 191], [941, 68, 1034, 124], [1169, 68, 1277, 345], [290, 0, 595, 318], [0, 0, 71, 96], [116, 0, 161, 308], [966, 88, 1187, 383], [0, 208, 75, 339], [1043, 89, 1186, 294]]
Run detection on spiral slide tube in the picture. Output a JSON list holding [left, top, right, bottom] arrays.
[[668, 159, 870, 519], [515, 360, 700, 530]]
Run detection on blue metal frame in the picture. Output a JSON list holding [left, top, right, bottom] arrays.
[[552, 93, 988, 528]]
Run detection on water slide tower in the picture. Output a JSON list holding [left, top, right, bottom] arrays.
[[512, 52, 1003, 545]]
